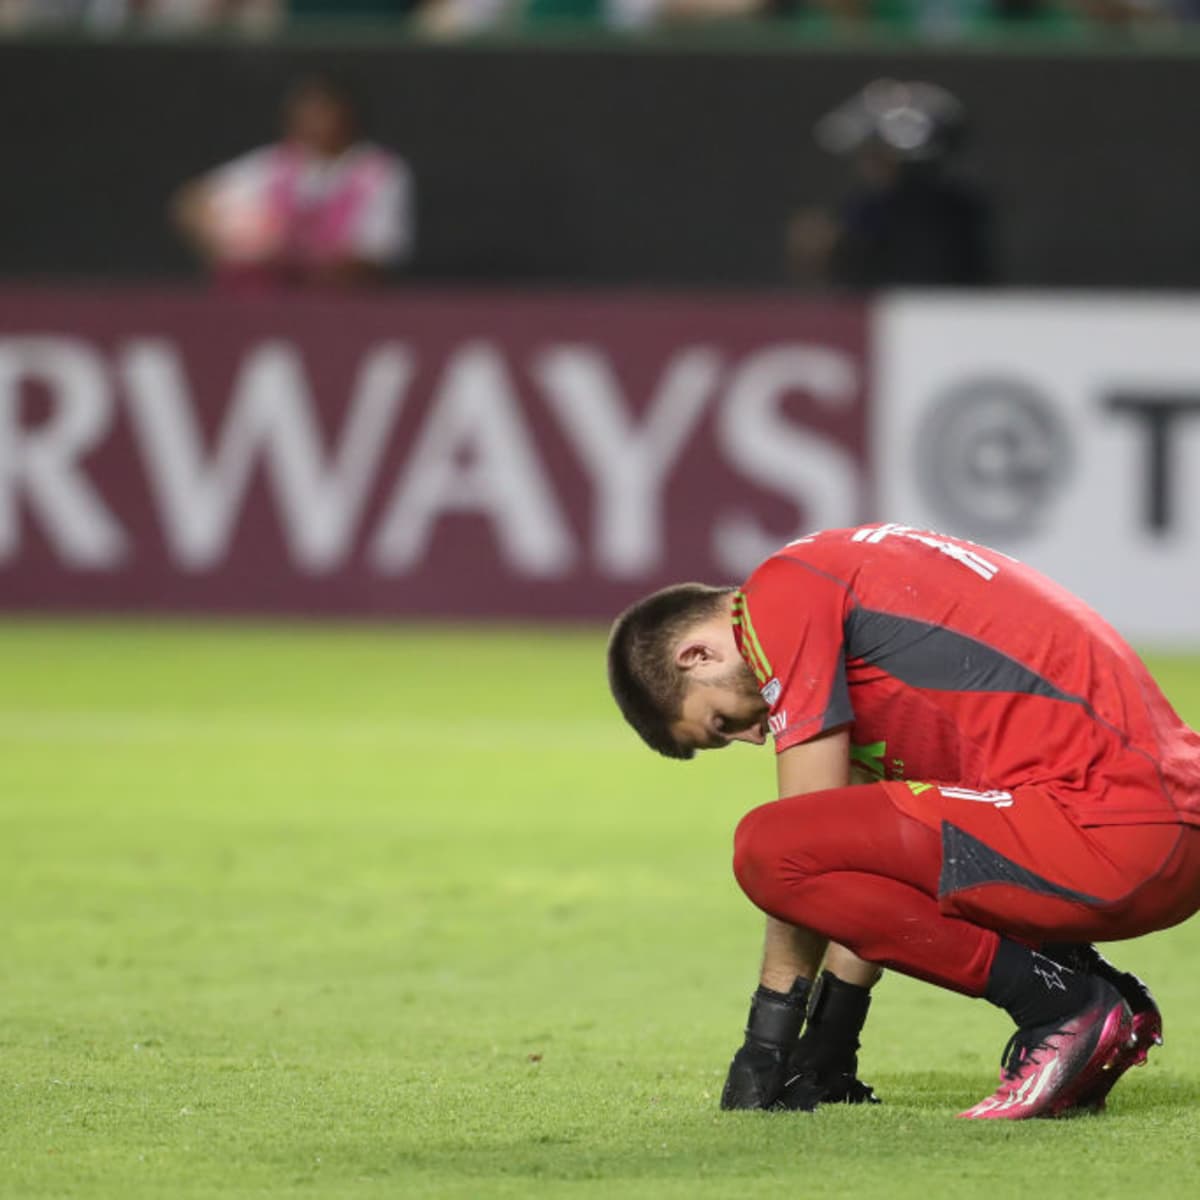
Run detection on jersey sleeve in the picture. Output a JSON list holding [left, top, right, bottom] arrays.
[[734, 553, 854, 753]]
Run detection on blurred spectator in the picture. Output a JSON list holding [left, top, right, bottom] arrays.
[[171, 75, 414, 289], [612, 0, 773, 28], [415, 0, 514, 35], [1058, 0, 1161, 26], [0, 0, 280, 29], [0, 0, 1191, 30], [515, 0, 1191, 32], [793, 0, 1180, 34], [787, 80, 994, 290], [516, 0, 778, 31], [289, 0, 417, 21]]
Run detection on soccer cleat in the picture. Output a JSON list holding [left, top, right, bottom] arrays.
[[1072, 975, 1163, 1111], [1040, 944, 1164, 1112], [958, 977, 1135, 1120], [1068, 1011, 1160, 1113], [1129, 1004, 1165, 1059]]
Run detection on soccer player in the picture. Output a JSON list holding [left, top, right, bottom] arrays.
[[607, 523, 1200, 1118]]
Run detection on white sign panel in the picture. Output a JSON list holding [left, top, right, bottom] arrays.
[[874, 294, 1200, 645]]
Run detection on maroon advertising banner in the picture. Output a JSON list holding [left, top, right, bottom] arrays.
[[0, 288, 869, 617]]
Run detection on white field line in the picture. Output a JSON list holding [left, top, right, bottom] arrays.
[[0, 710, 636, 752]]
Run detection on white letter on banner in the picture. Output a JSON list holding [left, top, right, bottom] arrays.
[[371, 342, 574, 576], [535, 346, 718, 577], [122, 339, 410, 572], [0, 337, 127, 567], [713, 345, 860, 576]]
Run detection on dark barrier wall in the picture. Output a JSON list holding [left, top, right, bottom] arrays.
[[2, 38, 1199, 289]]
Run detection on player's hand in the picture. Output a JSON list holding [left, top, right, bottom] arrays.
[[719, 982, 808, 1110], [721, 1038, 797, 1110], [722, 1046, 883, 1111], [778, 971, 882, 1109], [776, 1067, 881, 1111], [720, 977, 883, 1111]]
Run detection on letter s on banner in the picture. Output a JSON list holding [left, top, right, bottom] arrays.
[[536, 345, 718, 578], [712, 344, 860, 577]]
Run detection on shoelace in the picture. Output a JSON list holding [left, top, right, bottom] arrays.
[[998, 1026, 1074, 1081]]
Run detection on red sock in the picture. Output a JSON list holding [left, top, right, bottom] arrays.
[[733, 786, 998, 996]]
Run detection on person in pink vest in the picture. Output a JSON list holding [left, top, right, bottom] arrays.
[[172, 74, 414, 289]]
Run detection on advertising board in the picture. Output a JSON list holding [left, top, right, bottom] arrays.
[[0, 289, 870, 617], [874, 295, 1200, 642]]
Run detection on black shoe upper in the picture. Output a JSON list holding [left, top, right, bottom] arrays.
[[1040, 942, 1158, 1016]]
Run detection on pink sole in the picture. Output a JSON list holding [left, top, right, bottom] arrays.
[[958, 1002, 1135, 1120]]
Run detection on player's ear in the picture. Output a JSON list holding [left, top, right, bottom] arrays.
[[675, 638, 717, 672]]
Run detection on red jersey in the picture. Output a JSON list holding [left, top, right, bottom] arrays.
[[732, 524, 1200, 828]]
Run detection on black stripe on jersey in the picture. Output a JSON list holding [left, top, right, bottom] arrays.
[[844, 607, 1072, 700], [939, 822, 1103, 905], [822, 653, 854, 732], [844, 603, 1178, 818]]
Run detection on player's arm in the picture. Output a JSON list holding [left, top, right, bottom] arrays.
[[775, 724, 851, 797], [170, 178, 222, 261], [754, 727, 851, 990], [721, 727, 879, 1111], [773, 727, 882, 990], [170, 150, 280, 268]]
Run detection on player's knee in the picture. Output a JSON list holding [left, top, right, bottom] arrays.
[[733, 802, 785, 902]]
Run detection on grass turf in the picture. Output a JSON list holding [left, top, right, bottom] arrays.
[[1, 623, 1198, 1199]]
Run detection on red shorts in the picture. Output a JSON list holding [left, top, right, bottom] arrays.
[[884, 779, 1200, 943], [734, 779, 1200, 993]]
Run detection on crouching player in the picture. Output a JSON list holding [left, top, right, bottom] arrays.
[[607, 524, 1200, 1118]]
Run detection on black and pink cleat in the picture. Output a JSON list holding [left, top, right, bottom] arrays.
[[959, 977, 1136, 1120], [1071, 1001, 1163, 1112]]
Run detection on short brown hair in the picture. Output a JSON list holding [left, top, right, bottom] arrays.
[[606, 583, 734, 760]]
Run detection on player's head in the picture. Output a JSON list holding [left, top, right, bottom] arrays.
[[284, 74, 363, 157], [815, 78, 967, 188], [607, 584, 769, 760]]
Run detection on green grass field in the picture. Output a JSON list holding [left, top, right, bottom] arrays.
[[1, 623, 1199, 1199]]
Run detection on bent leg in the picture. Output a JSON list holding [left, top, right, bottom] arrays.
[[733, 787, 1000, 996], [732, 781, 1200, 997]]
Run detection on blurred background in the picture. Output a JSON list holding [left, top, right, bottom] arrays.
[[1, 2, 1198, 635]]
